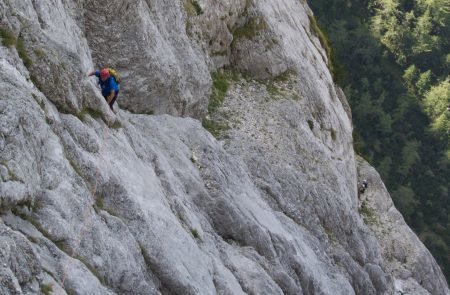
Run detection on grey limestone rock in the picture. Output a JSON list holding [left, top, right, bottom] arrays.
[[0, 0, 448, 294]]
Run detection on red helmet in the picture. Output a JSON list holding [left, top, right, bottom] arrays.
[[100, 68, 110, 79]]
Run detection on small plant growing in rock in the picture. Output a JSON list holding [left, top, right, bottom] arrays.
[[191, 228, 201, 241], [17, 36, 32, 69], [184, 0, 203, 16], [40, 283, 53, 295], [0, 27, 16, 47], [232, 16, 267, 42], [35, 48, 46, 58], [330, 128, 336, 141]]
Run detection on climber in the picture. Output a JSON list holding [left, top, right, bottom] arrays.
[[359, 179, 368, 194], [87, 68, 120, 111]]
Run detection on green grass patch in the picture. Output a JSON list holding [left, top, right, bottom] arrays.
[[69, 160, 82, 177], [358, 201, 378, 225], [266, 83, 281, 97], [17, 36, 32, 69], [308, 14, 331, 63], [232, 16, 267, 42], [191, 228, 201, 240], [77, 108, 103, 122], [202, 118, 229, 138], [307, 14, 345, 84], [95, 197, 104, 210], [40, 283, 53, 295], [35, 48, 46, 58], [0, 27, 16, 47], [208, 71, 230, 114], [324, 226, 338, 245]]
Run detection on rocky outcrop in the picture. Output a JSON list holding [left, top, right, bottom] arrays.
[[0, 0, 448, 294]]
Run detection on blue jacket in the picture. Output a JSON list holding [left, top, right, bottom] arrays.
[[95, 70, 120, 98]]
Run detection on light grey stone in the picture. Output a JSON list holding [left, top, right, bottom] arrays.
[[0, 0, 448, 295]]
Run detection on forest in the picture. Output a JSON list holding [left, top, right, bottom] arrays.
[[307, 0, 450, 282]]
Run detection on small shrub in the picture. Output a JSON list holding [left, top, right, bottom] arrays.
[[191, 228, 201, 240], [191, 0, 203, 15], [41, 283, 53, 295], [35, 48, 46, 58], [307, 119, 314, 130], [0, 27, 16, 47]]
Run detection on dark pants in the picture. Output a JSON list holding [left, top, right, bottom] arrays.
[[104, 90, 119, 111]]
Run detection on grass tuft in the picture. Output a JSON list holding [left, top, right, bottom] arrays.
[[0, 27, 16, 47], [202, 118, 229, 138], [77, 108, 103, 122], [35, 48, 46, 58], [232, 16, 267, 41], [191, 228, 201, 240], [185, 0, 203, 16], [41, 283, 53, 295], [17, 36, 32, 69]]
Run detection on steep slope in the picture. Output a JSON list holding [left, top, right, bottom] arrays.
[[0, 0, 448, 295]]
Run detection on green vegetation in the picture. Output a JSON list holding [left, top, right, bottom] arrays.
[[40, 283, 53, 295], [0, 28, 34, 71], [232, 16, 267, 41], [191, 228, 201, 240], [209, 71, 230, 113], [76, 255, 105, 285], [202, 117, 229, 138], [266, 69, 300, 99], [358, 201, 378, 226], [308, 0, 450, 280], [77, 108, 103, 122], [307, 119, 314, 130], [0, 27, 16, 47], [17, 36, 32, 69], [95, 197, 104, 211], [203, 70, 237, 137], [308, 14, 331, 62], [184, 0, 203, 16], [35, 48, 46, 58], [69, 160, 82, 177]]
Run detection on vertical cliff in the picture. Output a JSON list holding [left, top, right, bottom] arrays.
[[0, 0, 448, 294]]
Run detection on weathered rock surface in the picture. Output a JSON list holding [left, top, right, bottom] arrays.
[[0, 0, 448, 295]]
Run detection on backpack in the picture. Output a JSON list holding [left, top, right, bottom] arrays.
[[108, 68, 120, 84]]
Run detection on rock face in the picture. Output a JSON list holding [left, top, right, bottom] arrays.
[[0, 1, 448, 295]]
